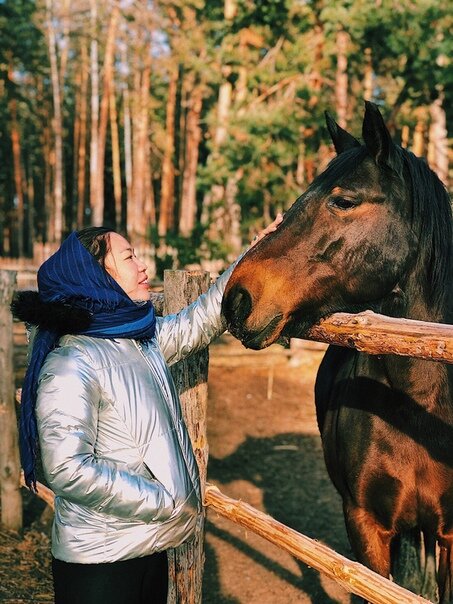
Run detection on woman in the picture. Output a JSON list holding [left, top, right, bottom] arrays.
[[12, 218, 281, 604]]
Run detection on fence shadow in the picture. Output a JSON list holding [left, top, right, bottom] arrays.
[[205, 432, 353, 603]]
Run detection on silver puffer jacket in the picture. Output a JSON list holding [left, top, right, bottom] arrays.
[[36, 266, 234, 564]]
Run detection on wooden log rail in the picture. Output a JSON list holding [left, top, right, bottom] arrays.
[[21, 476, 430, 604], [204, 485, 430, 604], [306, 310, 453, 364]]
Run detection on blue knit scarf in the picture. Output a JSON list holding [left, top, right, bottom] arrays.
[[20, 232, 156, 490]]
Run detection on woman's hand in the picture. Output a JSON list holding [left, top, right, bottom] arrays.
[[249, 213, 284, 248]]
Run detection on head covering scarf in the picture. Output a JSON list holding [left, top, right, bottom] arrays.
[[20, 231, 156, 490]]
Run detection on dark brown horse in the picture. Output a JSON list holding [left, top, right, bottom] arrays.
[[222, 102, 453, 602]]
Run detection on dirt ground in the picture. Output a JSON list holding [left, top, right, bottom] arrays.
[[1, 334, 353, 603]]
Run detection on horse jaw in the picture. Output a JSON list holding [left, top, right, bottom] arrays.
[[222, 283, 288, 349], [235, 313, 287, 350]]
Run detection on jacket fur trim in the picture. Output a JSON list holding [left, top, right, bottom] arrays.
[[11, 291, 92, 332]]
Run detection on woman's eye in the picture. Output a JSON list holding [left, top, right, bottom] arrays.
[[329, 196, 357, 210]]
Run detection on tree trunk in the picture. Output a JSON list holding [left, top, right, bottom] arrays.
[[43, 123, 54, 243], [412, 108, 427, 157], [89, 0, 100, 224], [9, 93, 25, 257], [335, 28, 349, 128], [296, 126, 306, 188], [130, 40, 152, 242], [143, 136, 156, 228], [201, 70, 232, 239], [214, 78, 232, 148], [427, 91, 448, 187], [123, 58, 133, 233], [129, 58, 141, 239], [308, 21, 324, 107], [401, 125, 410, 149], [25, 155, 35, 256], [363, 47, 373, 101], [109, 79, 122, 230], [158, 65, 178, 237], [97, 2, 120, 216], [224, 0, 237, 20], [164, 270, 211, 604], [76, 41, 89, 229], [0, 270, 22, 532], [179, 85, 203, 237], [58, 0, 70, 90], [46, 0, 64, 243], [72, 68, 82, 230], [225, 169, 242, 259], [235, 66, 247, 104]]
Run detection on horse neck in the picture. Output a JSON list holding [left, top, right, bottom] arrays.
[[403, 254, 453, 324], [366, 260, 453, 408]]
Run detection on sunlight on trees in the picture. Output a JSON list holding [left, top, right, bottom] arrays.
[[0, 0, 451, 275]]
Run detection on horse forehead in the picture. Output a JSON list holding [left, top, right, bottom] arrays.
[[315, 154, 382, 193]]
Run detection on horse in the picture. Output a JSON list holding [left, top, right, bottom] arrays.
[[221, 101, 453, 603]]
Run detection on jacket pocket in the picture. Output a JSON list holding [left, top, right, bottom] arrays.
[[150, 479, 175, 523]]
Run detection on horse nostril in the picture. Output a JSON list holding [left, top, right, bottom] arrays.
[[223, 286, 252, 325]]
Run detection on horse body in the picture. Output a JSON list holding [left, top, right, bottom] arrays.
[[222, 102, 453, 602], [317, 346, 453, 599]]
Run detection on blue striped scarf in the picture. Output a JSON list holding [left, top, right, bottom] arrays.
[[21, 232, 156, 490]]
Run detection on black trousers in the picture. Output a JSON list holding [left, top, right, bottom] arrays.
[[52, 551, 168, 604]]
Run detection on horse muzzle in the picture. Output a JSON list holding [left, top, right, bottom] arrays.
[[222, 284, 285, 349]]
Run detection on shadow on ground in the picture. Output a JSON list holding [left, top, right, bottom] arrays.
[[204, 432, 353, 603]]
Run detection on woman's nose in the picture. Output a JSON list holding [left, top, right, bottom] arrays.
[[137, 257, 147, 271]]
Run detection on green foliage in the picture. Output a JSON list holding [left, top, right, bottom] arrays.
[[0, 0, 451, 260], [0, 0, 46, 77], [153, 223, 212, 278], [235, 0, 290, 34]]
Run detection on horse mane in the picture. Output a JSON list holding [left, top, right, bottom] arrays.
[[400, 147, 453, 314]]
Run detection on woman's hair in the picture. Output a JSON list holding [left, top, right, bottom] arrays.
[[77, 226, 113, 268]]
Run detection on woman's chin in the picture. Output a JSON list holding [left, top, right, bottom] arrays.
[[131, 290, 152, 303]]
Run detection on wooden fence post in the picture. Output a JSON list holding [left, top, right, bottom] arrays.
[[164, 269, 211, 604], [0, 270, 22, 531]]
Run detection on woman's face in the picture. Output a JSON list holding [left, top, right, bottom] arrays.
[[104, 233, 150, 301]]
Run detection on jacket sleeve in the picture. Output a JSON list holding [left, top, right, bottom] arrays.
[[36, 348, 175, 523], [156, 258, 240, 366]]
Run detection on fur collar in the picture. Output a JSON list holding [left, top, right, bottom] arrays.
[[11, 291, 92, 333]]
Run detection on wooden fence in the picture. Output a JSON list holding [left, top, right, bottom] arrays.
[[2, 267, 451, 603]]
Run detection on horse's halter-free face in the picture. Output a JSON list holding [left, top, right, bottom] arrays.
[[222, 103, 416, 349]]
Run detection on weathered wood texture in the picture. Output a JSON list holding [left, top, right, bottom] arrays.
[[19, 473, 54, 509], [204, 484, 429, 604], [0, 270, 22, 531], [307, 310, 453, 363], [164, 269, 211, 604]]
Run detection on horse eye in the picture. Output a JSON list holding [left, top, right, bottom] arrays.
[[329, 196, 357, 210]]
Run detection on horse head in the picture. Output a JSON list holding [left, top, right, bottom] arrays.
[[222, 102, 451, 349]]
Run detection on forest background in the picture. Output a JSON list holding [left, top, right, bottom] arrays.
[[0, 0, 451, 279]]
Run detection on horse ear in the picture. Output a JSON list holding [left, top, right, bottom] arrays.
[[325, 112, 361, 154], [362, 101, 393, 165]]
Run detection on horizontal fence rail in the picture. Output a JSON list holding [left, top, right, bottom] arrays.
[[20, 476, 430, 604], [204, 485, 429, 604], [306, 310, 453, 364]]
